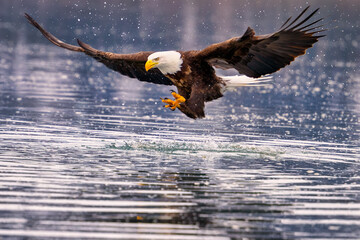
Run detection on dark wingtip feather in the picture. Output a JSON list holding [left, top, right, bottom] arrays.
[[309, 29, 327, 36], [282, 6, 311, 30], [24, 13, 31, 20], [77, 39, 85, 48], [77, 39, 95, 53], [24, 13, 32, 21], [279, 16, 292, 30], [24, 13, 41, 29], [25, 13, 84, 52], [289, 8, 320, 31], [278, 6, 326, 38], [297, 18, 323, 31]]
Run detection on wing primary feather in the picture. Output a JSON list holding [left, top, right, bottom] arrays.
[[288, 8, 320, 31], [301, 25, 324, 32], [307, 29, 327, 36], [25, 13, 84, 52], [279, 16, 292, 30], [283, 6, 310, 30], [77, 39, 99, 55], [296, 18, 323, 31]]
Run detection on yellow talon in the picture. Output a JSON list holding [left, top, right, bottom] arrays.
[[171, 91, 186, 103], [161, 98, 174, 105], [161, 91, 186, 111]]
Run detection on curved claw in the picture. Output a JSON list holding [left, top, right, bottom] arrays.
[[161, 98, 175, 110]]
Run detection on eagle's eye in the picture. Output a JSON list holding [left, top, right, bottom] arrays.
[[153, 57, 160, 61]]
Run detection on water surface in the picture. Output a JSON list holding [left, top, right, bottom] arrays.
[[0, 0, 359, 239]]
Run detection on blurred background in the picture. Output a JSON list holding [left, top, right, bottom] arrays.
[[0, 0, 359, 239]]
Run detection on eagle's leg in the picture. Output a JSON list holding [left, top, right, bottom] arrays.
[[161, 90, 186, 111]]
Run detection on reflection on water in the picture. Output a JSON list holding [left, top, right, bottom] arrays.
[[1, 0, 360, 239]]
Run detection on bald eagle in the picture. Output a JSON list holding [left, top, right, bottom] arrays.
[[25, 7, 324, 119]]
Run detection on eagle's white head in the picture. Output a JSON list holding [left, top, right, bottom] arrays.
[[145, 51, 183, 75]]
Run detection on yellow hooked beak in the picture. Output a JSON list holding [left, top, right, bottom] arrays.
[[145, 59, 158, 71]]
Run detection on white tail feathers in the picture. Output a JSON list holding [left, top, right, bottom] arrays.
[[221, 75, 272, 91]]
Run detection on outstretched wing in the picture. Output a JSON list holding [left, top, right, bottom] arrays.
[[25, 13, 173, 86], [196, 7, 325, 78]]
